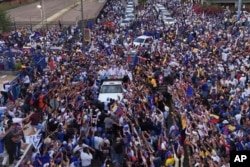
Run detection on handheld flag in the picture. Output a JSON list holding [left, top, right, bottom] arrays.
[[186, 85, 194, 97], [112, 104, 123, 116], [115, 107, 123, 116], [209, 114, 220, 124], [133, 55, 139, 66], [112, 104, 118, 113]]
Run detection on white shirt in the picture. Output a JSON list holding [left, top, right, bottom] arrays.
[[8, 110, 15, 118], [23, 75, 30, 84], [119, 116, 124, 126], [94, 136, 103, 150], [239, 76, 246, 84], [108, 68, 116, 76], [235, 113, 242, 124], [98, 70, 105, 77], [0, 107, 7, 113], [12, 117, 23, 128], [73, 144, 89, 153], [127, 71, 133, 81], [174, 154, 180, 167], [80, 152, 93, 166]]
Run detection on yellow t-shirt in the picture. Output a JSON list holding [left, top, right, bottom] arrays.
[[165, 158, 175, 166], [181, 116, 187, 129]]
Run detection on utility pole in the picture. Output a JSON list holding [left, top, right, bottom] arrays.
[[40, 0, 46, 51], [237, 0, 242, 21], [81, 0, 85, 51], [39, 0, 46, 28]]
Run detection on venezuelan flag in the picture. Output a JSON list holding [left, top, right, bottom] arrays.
[[112, 104, 118, 113], [115, 107, 123, 116], [210, 114, 220, 124], [227, 125, 236, 131]]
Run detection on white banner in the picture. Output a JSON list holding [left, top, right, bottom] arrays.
[[25, 134, 42, 149]]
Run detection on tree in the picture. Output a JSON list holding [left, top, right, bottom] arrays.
[[138, 0, 147, 4], [0, 7, 11, 33]]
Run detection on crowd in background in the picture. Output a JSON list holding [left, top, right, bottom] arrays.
[[0, 0, 250, 167]]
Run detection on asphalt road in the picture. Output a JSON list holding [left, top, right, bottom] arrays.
[[8, 0, 106, 23], [57, 0, 106, 22], [8, 0, 76, 22]]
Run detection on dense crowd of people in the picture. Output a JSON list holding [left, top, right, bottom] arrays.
[[0, 0, 250, 167]]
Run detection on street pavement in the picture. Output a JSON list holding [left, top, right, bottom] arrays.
[[8, 0, 77, 22], [57, 0, 106, 22], [8, 0, 106, 23], [0, 74, 16, 90]]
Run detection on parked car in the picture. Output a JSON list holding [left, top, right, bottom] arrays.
[[159, 10, 171, 17], [127, 4, 134, 9], [155, 5, 166, 13], [125, 14, 135, 20], [127, 1, 134, 5], [126, 7, 134, 12], [125, 10, 134, 15], [120, 18, 132, 27], [163, 17, 176, 25], [133, 35, 153, 47]]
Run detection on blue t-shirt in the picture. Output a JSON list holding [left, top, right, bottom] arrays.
[[42, 153, 51, 164], [57, 131, 65, 142]]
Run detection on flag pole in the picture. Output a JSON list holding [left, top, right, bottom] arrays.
[[237, 0, 242, 21], [81, 0, 85, 52]]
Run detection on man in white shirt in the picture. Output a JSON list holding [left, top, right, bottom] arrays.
[[239, 74, 247, 87], [73, 139, 94, 153], [23, 74, 30, 88], [81, 147, 93, 167], [116, 66, 123, 79], [93, 135, 103, 151], [98, 68, 106, 80], [108, 66, 117, 78]]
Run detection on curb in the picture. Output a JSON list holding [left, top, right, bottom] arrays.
[[33, 0, 81, 30], [0, 71, 19, 76]]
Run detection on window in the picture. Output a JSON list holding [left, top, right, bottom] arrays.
[[100, 85, 122, 93], [122, 20, 130, 23], [134, 38, 145, 43], [145, 39, 150, 43]]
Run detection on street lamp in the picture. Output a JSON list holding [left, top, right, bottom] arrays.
[[36, 4, 43, 27]]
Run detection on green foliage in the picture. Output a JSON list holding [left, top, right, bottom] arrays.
[[0, 7, 11, 32], [138, 0, 147, 4], [14, 62, 22, 71]]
